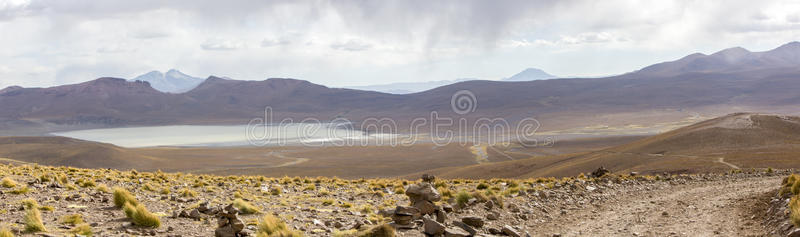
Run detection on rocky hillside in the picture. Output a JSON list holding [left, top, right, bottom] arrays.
[[0, 164, 786, 236]]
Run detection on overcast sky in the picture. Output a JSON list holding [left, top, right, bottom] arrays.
[[0, 0, 799, 89]]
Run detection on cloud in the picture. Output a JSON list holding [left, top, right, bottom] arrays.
[[1, 0, 800, 89], [200, 38, 245, 51], [330, 39, 372, 51], [261, 37, 291, 47]]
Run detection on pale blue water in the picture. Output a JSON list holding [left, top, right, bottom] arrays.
[[52, 124, 393, 148]]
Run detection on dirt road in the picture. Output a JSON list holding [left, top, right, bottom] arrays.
[[534, 176, 780, 236]]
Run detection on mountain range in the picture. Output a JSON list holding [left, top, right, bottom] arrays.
[[129, 69, 204, 93], [2, 42, 800, 134], [347, 67, 557, 94], [501, 68, 558, 81]]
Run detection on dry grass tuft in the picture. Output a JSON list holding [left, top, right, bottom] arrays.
[[255, 214, 303, 237], [70, 224, 93, 236], [61, 214, 84, 225], [131, 204, 161, 228], [23, 208, 46, 233], [0, 227, 13, 237], [113, 187, 139, 208], [233, 198, 261, 215], [0, 177, 16, 188]]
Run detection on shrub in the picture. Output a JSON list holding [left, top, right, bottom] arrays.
[[0, 177, 16, 188], [96, 184, 110, 193], [792, 180, 800, 195], [357, 224, 396, 237], [321, 199, 334, 206], [23, 208, 46, 232], [131, 204, 161, 228], [0, 227, 12, 237], [233, 199, 261, 215], [21, 199, 39, 210], [791, 195, 800, 226], [255, 214, 302, 237], [476, 183, 489, 190], [123, 202, 136, 218], [179, 188, 198, 198], [270, 186, 282, 196], [61, 214, 84, 225], [78, 178, 95, 188], [70, 224, 92, 236], [454, 190, 472, 207], [11, 186, 31, 194], [160, 187, 171, 195], [113, 187, 139, 208]]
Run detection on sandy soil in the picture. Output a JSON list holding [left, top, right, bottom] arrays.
[[533, 176, 780, 236]]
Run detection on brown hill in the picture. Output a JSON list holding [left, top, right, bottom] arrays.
[[0, 136, 158, 169], [416, 113, 800, 179]]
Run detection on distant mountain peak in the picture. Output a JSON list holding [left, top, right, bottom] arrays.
[[130, 69, 204, 93], [502, 67, 558, 81]]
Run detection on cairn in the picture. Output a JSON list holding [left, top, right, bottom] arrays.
[[215, 204, 247, 237]]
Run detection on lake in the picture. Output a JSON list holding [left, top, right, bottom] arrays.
[[52, 123, 394, 148]]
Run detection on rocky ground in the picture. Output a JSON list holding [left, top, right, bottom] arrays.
[[0, 164, 792, 236]]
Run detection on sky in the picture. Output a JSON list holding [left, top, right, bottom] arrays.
[[0, 0, 799, 89]]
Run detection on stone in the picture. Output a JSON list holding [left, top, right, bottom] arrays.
[[488, 227, 503, 235], [442, 204, 454, 213], [502, 225, 521, 237], [230, 218, 245, 233], [435, 209, 447, 223], [421, 174, 436, 183], [189, 209, 202, 220], [392, 214, 413, 225], [405, 182, 441, 203], [487, 211, 500, 220], [789, 228, 800, 237], [197, 202, 210, 212], [453, 221, 477, 236], [461, 216, 484, 228], [592, 166, 610, 178], [413, 200, 436, 215], [422, 217, 445, 236], [444, 227, 470, 237], [394, 206, 420, 216], [224, 204, 239, 215], [214, 225, 236, 237]]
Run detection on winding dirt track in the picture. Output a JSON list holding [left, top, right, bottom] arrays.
[[535, 176, 780, 236]]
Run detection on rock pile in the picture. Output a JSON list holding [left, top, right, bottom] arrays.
[[214, 204, 249, 237], [592, 166, 611, 178]]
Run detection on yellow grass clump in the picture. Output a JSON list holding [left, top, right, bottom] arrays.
[[0, 227, 13, 237], [255, 214, 303, 237], [130, 204, 161, 228], [0, 177, 16, 188], [23, 208, 46, 233], [113, 187, 139, 208], [70, 224, 93, 236], [233, 199, 261, 215], [96, 184, 110, 193], [61, 214, 84, 225]]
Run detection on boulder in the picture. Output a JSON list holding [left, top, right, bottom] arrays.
[[214, 225, 236, 237], [444, 227, 471, 237], [461, 216, 484, 228], [452, 221, 477, 236], [502, 225, 521, 237], [413, 200, 436, 215], [422, 217, 445, 236], [405, 182, 441, 203]]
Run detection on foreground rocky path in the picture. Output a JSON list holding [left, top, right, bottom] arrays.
[[533, 175, 780, 236]]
